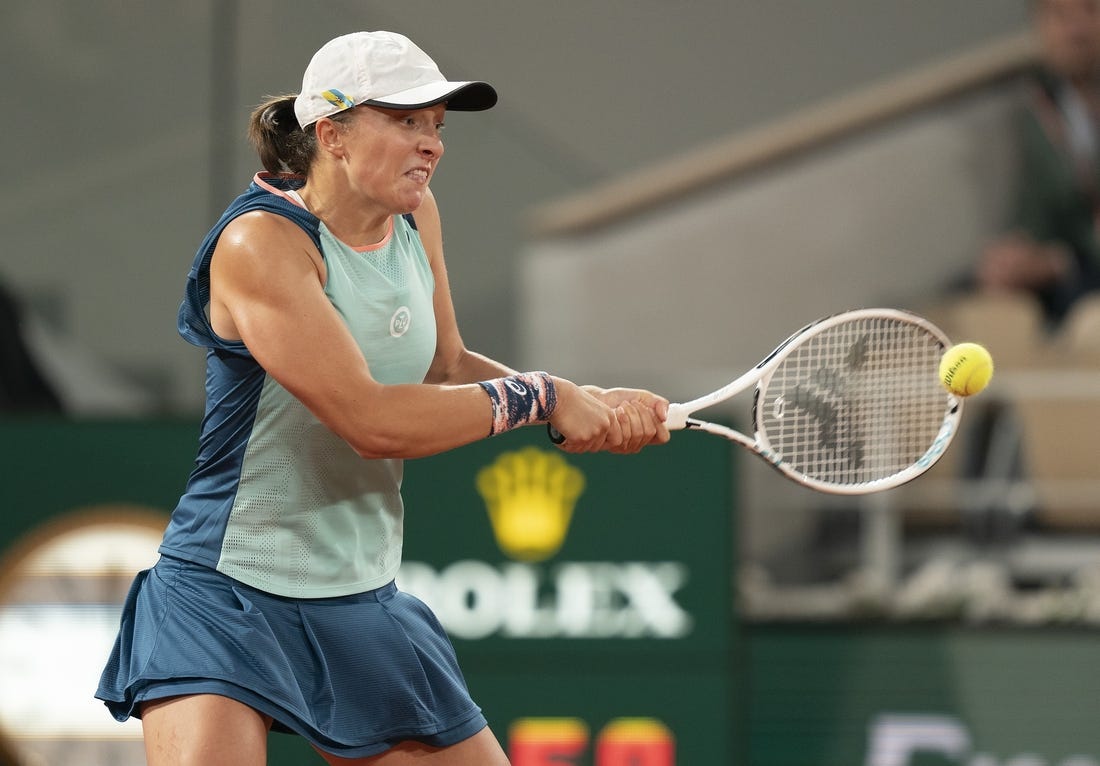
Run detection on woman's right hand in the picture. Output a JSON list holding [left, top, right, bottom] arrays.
[[547, 378, 625, 453]]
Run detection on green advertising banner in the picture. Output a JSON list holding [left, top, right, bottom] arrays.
[[398, 428, 738, 764]]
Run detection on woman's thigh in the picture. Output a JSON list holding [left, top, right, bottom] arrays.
[[315, 726, 510, 766], [141, 694, 274, 766]]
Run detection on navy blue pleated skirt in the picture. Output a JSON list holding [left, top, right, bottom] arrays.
[[96, 555, 486, 758]]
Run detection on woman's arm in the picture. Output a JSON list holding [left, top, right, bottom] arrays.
[[207, 208, 628, 457], [207, 210, 544, 458]]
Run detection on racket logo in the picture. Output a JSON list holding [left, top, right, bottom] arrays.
[[844, 334, 871, 368], [785, 376, 865, 469]]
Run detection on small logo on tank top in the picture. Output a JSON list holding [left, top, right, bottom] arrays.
[[390, 306, 411, 337]]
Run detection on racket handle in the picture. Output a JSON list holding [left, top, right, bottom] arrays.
[[665, 403, 689, 431], [548, 404, 685, 443]]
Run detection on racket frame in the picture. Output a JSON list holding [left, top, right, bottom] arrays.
[[668, 308, 963, 494]]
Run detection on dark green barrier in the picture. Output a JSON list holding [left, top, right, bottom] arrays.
[[0, 417, 196, 537], [746, 624, 1100, 766]]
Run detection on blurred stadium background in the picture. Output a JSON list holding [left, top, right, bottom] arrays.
[[3, 2, 1100, 764]]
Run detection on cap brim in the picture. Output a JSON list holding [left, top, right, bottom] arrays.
[[364, 80, 497, 112]]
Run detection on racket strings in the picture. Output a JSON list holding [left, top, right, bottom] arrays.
[[756, 316, 948, 487]]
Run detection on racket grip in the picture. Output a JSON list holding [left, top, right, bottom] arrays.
[[549, 405, 685, 443], [664, 403, 689, 431]]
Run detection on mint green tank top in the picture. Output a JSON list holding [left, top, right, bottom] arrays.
[[215, 214, 437, 597]]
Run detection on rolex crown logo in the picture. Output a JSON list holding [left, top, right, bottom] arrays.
[[476, 447, 585, 562]]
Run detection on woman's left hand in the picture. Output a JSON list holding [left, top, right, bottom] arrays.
[[583, 386, 670, 454]]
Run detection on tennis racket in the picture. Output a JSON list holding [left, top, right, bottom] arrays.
[[552, 308, 962, 495]]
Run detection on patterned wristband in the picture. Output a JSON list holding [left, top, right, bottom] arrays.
[[477, 372, 558, 436]]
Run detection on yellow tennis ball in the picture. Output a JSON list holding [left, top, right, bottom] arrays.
[[939, 342, 994, 397]]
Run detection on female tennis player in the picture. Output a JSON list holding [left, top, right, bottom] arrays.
[[96, 30, 668, 765]]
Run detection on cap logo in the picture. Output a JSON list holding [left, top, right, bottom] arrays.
[[321, 89, 355, 110]]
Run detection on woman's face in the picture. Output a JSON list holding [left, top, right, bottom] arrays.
[[338, 104, 447, 214]]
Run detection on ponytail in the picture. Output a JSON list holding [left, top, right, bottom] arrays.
[[247, 95, 316, 176]]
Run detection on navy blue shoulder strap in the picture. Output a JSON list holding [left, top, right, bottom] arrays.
[[177, 178, 322, 350]]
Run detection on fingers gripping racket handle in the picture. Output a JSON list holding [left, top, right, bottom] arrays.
[[547, 402, 688, 444]]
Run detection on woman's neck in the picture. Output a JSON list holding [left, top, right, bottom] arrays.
[[297, 178, 391, 248]]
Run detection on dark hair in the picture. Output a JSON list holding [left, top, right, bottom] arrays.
[[248, 95, 316, 175], [248, 94, 354, 176]]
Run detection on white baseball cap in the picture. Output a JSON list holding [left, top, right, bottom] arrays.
[[294, 31, 498, 128]]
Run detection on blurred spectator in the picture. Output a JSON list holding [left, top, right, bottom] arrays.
[[0, 278, 64, 414], [975, 0, 1100, 326]]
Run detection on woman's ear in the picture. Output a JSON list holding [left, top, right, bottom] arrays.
[[314, 117, 346, 159]]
